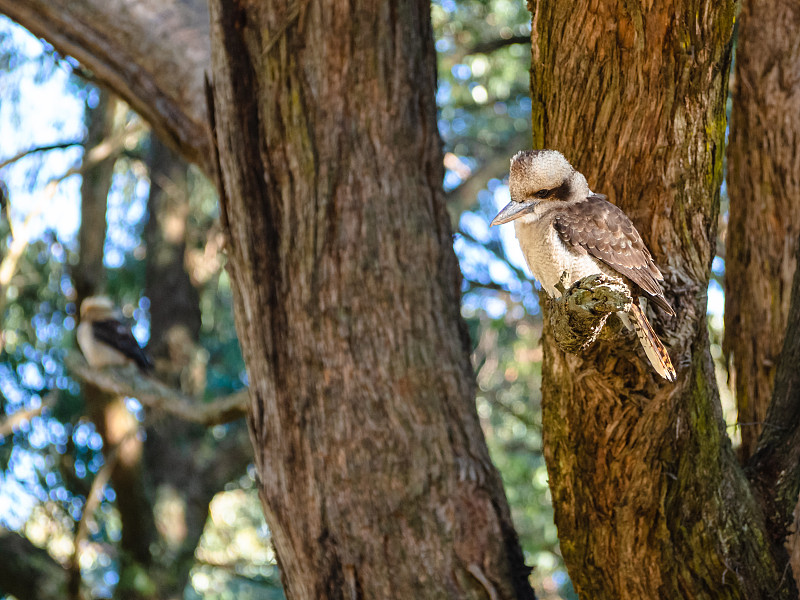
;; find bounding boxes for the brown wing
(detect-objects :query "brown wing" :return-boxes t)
[92,319,154,370]
[554,194,675,316]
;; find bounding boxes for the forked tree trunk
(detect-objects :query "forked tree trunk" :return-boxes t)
[207,2,533,598]
[529,1,795,597]
[725,0,800,460]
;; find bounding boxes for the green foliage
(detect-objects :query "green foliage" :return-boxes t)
[433,0,532,165]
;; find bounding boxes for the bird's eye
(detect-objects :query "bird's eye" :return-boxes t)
[534,189,551,199]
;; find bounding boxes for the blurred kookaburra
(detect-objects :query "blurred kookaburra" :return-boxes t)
[77,296,153,370]
[490,150,676,382]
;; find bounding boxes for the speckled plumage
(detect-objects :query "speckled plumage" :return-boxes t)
[492,150,676,381]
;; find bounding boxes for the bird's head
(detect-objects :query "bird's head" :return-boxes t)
[491,150,588,226]
[80,296,116,321]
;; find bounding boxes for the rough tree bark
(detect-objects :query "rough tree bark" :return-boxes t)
[206,2,532,598]
[725,0,800,460]
[530,1,797,597]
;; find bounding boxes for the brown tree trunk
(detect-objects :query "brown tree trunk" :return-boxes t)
[207,2,532,598]
[725,0,800,460]
[75,88,116,308]
[530,1,795,597]
[142,134,252,599]
[144,136,201,367]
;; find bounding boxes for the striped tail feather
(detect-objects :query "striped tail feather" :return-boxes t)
[628,302,676,382]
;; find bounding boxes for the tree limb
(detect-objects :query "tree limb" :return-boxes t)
[46,120,147,188]
[444,131,531,218]
[0,0,211,171]
[66,353,248,426]
[464,35,530,56]
[68,431,126,600]
[0,140,82,170]
[0,391,57,438]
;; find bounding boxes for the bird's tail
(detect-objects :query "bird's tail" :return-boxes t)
[628,302,676,382]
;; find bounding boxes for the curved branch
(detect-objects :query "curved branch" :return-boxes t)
[0,391,57,438]
[0,0,211,171]
[69,432,126,600]
[66,353,248,426]
[465,35,530,56]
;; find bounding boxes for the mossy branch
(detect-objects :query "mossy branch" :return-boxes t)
[549,273,632,354]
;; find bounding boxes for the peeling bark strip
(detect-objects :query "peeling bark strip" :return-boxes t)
[530,1,798,598]
[208,1,534,598]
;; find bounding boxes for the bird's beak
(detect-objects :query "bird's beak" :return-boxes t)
[490,200,537,226]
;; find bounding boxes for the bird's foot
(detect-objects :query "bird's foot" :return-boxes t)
[549,274,632,353]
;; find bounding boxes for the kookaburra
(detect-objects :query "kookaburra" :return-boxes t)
[77,296,153,370]
[490,150,676,381]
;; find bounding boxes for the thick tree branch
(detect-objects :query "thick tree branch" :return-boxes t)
[0,0,211,171]
[66,353,248,426]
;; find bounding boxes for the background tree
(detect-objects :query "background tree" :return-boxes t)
[725,0,800,460]
[0,30,269,598]
[725,0,800,583]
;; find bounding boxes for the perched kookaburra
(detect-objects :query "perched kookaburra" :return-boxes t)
[77,296,153,370]
[490,150,676,381]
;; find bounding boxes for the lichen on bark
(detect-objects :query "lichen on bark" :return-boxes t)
[548,273,632,355]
